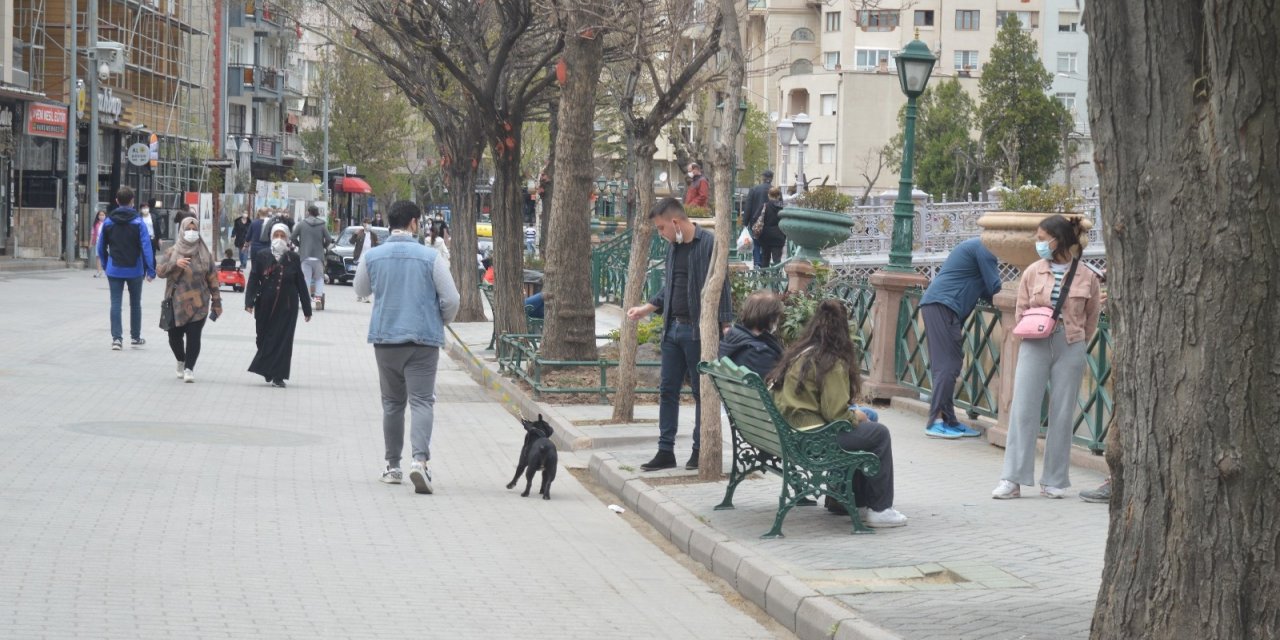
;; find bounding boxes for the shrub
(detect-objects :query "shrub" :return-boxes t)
[794,187,855,213]
[684,205,712,218]
[997,184,1081,213]
[607,315,664,346]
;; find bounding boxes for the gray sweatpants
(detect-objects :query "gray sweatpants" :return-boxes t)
[374,344,440,467]
[922,303,964,425]
[1001,325,1087,488]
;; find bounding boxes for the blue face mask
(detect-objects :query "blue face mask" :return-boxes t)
[1035,240,1054,261]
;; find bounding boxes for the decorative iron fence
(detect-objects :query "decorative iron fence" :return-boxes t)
[895,289,1113,451]
[590,230,665,306]
[496,333,685,401]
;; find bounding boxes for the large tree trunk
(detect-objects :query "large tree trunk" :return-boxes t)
[1088,2,1280,638]
[446,156,484,321]
[697,0,743,479]
[540,8,604,361]
[491,138,529,338]
[540,99,557,257]
[611,147,657,422]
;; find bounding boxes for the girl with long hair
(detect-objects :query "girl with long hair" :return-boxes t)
[993,215,1102,499]
[768,300,906,527]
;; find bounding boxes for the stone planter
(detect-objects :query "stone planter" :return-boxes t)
[976,210,1093,275]
[778,205,854,262]
[589,219,628,246]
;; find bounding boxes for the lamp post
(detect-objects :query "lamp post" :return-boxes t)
[777,118,793,190]
[886,39,937,272]
[791,113,811,192]
[594,175,606,218]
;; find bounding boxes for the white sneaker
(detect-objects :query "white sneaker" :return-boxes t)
[1040,484,1066,499]
[864,507,908,528]
[183,369,195,383]
[409,460,433,495]
[992,480,1021,499]
[380,467,403,484]
[176,361,185,379]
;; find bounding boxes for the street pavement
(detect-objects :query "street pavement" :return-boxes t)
[0,270,780,639]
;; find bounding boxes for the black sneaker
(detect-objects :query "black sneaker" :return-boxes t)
[111,339,123,351]
[1080,479,1111,503]
[271,379,287,388]
[685,450,700,471]
[639,450,676,472]
[130,337,146,347]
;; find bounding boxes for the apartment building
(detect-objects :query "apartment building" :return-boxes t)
[744,0,1091,197]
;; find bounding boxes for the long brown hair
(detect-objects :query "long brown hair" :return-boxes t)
[767,299,861,399]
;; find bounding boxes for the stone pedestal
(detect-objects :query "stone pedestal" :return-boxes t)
[784,259,816,293]
[864,269,929,400]
[992,286,1020,431]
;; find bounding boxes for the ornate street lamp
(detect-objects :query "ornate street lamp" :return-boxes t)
[886,39,937,272]
[594,175,607,217]
[777,118,793,189]
[791,112,811,192]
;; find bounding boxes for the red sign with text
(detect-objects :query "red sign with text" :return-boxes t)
[27,103,68,139]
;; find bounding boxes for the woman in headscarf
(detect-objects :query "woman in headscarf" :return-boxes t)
[245,223,312,388]
[156,214,222,383]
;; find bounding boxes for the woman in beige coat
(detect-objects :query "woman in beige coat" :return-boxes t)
[157,215,222,382]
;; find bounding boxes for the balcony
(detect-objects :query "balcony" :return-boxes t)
[285,69,306,95]
[231,2,291,34]
[282,133,305,160]
[252,134,282,165]
[227,64,284,101]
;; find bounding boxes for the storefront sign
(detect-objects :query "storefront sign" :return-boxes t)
[127,143,150,166]
[26,103,68,139]
[76,86,125,124]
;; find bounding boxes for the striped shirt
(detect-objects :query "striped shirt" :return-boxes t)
[1049,263,1069,307]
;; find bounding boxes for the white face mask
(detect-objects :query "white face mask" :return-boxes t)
[687,171,695,179]
[674,227,685,244]
[183,230,200,243]
[271,238,288,253]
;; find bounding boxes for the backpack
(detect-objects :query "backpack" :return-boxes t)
[105,220,141,268]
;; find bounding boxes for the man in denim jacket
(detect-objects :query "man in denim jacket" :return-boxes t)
[355,200,460,494]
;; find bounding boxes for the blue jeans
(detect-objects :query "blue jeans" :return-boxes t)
[752,243,762,267]
[658,320,701,453]
[108,276,144,341]
[239,246,249,268]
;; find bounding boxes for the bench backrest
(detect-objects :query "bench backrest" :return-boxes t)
[699,357,788,458]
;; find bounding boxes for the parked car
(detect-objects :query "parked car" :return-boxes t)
[326,225,389,285]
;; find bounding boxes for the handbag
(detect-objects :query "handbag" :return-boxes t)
[1013,259,1079,339]
[158,252,177,331]
[750,202,766,237]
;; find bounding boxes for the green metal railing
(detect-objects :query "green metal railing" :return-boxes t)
[590,230,666,306]
[496,333,688,401]
[895,289,1113,451]
[824,278,876,374]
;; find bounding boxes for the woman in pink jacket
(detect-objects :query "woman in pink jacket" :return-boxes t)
[993,215,1102,500]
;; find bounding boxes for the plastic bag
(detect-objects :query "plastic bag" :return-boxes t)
[736,227,753,253]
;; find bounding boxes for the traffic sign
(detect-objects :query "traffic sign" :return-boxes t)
[203,158,235,168]
[127,143,150,167]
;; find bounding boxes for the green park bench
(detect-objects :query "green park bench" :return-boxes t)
[698,357,881,539]
[481,283,543,350]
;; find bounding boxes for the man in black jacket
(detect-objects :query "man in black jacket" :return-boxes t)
[742,170,774,267]
[626,198,734,471]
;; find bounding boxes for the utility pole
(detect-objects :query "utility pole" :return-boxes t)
[321,11,331,223]
[63,0,79,263]
[87,0,100,234]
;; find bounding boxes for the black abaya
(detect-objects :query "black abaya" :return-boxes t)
[246,249,312,382]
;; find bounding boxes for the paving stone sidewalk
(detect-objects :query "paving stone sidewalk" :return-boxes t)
[453,301,1110,640]
[0,271,779,639]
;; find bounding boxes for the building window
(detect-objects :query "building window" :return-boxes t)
[914,10,935,27]
[823,51,841,70]
[789,59,813,75]
[825,11,841,32]
[857,10,899,31]
[855,49,895,71]
[791,27,815,42]
[820,93,837,116]
[819,144,836,165]
[954,50,980,71]
[229,104,247,134]
[1057,51,1078,74]
[1055,92,1077,112]
[955,10,980,30]
[230,41,245,65]
[996,10,1039,29]
[1059,12,1081,32]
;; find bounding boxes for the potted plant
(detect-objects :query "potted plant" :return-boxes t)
[778,187,856,261]
[977,183,1091,272]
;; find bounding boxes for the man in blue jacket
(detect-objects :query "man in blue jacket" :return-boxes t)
[919,237,1003,439]
[354,200,459,495]
[96,186,156,350]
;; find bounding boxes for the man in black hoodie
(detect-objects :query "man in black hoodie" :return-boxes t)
[718,290,784,378]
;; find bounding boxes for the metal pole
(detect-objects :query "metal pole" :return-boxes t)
[886,94,919,272]
[780,143,789,193]
[321,12,331,221]
[797,144,805,192]
[87,0,100,235]
[63,0,79,263]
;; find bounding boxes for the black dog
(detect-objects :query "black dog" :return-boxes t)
[506,414,558,500]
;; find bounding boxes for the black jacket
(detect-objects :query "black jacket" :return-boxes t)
[743,182,771,229]
[756,199,787,247]
[648,226,734,341]
[718,324,783,379]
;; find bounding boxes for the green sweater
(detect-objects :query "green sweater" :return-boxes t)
[771,357,857,430]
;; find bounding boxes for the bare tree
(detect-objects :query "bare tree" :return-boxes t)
[607,0,725,423]
[856,146,888,205]
[1088,1,1280,637]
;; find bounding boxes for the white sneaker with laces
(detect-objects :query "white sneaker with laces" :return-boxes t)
[1040,484,1066,499]
[183,369,195,383]
[992,480,1021,499]
[380,467,402,484]
[864,507,908,528]
[176,361,185,379]
[409,460,433,495]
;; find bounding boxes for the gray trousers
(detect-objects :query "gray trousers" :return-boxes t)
[374,344,440,467]
[921,303,964,425]
[1001,326,1087,488]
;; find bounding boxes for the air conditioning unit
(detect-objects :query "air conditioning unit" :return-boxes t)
[97,41,128,74]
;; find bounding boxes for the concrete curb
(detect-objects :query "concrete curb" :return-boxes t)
[589,451,903,640]
[444,329,596,452]
[889,396,1110,475]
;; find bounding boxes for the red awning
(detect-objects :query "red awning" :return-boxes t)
[335,176,372,194]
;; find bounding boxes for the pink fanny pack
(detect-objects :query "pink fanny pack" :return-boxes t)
[1012,259,1079,340]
